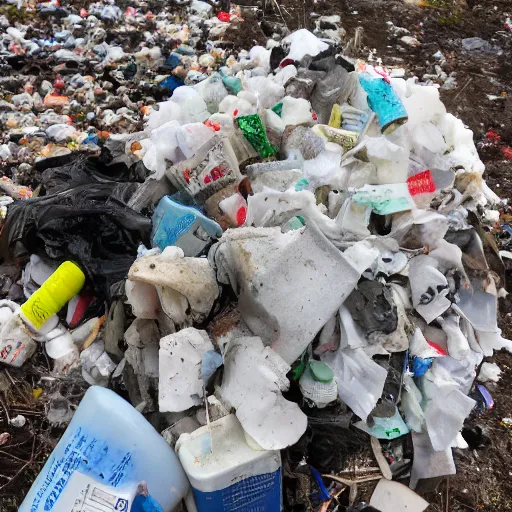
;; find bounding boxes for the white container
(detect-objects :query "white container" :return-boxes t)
[299,363,338,408]
[19,386,189,512]
[176,414,282,512]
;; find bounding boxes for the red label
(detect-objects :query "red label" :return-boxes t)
[407,170,436,196]
[427,341,448,356]
[218,11,231,22]
[236,206,247,226]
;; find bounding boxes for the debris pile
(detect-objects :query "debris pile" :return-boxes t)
[0,0,509,511]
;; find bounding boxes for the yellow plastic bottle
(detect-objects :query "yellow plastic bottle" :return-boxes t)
[20,261,86,331]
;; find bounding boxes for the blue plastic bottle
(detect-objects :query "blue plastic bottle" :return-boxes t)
[19,386,189,512]
[358,74,408,134]
[151,196,223,256]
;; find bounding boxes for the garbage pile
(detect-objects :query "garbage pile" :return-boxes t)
[0,1,510,511]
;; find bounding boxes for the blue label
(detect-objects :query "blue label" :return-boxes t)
[161,213,197,247]
[151,205,197,251]
[31,427,133,512]
[192,468,282,512]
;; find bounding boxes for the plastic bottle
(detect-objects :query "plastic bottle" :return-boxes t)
[0,300,37,367]
[19,386,189,512]
[299,360,338,408]
[218,193,247,226]
[20,261,85,332]
[151,196,223,256]
[176,414,282,512]
[359,74,408,134]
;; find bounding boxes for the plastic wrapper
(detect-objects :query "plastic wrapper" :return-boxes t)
[166,135,241,203]
[282,29,329,62]
[41,155,146,195]
[421,365,476,451]
[321,347,387,421]
[352,183,414,215]
[313,125,359,153]
[410,432,456,490]
[401,374,425,433]
[159,328,214,412]
[219,336,307,450]
[194,73,229,114]
[210,225,375,364]
[245,76,285,109]
[237,114,279,158]
[280,96,313,126]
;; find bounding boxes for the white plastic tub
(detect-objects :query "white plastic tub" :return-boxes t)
[176,414,282,511]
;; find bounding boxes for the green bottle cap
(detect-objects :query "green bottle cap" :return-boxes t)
[309,361,334,383]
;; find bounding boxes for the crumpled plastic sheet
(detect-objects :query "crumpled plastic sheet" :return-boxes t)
[321,347,387,421]
[219,336,308,450]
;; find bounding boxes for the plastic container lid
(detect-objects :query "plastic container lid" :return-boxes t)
[309,360,334,383]
[299,365,338,408]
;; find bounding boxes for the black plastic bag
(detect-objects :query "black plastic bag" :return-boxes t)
[40,154,146,195]
[1,182,151,299]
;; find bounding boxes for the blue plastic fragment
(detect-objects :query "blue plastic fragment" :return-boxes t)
[310,466,331,503]
[412,356,434,377]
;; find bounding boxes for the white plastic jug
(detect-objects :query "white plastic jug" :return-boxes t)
[176,414,282,512]
[19,386,189,512]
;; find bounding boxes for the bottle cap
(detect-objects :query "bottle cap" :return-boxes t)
[309,360,334,383]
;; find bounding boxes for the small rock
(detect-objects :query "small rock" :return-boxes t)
[401,36,421,48]
[9,414,26,428]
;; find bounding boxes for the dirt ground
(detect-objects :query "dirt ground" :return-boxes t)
[1,0,512,510]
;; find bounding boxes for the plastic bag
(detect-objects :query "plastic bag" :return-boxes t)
[41,154,145,196]
[194,73,229,114]
[282,29,329,62]
[1,183,151,299]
